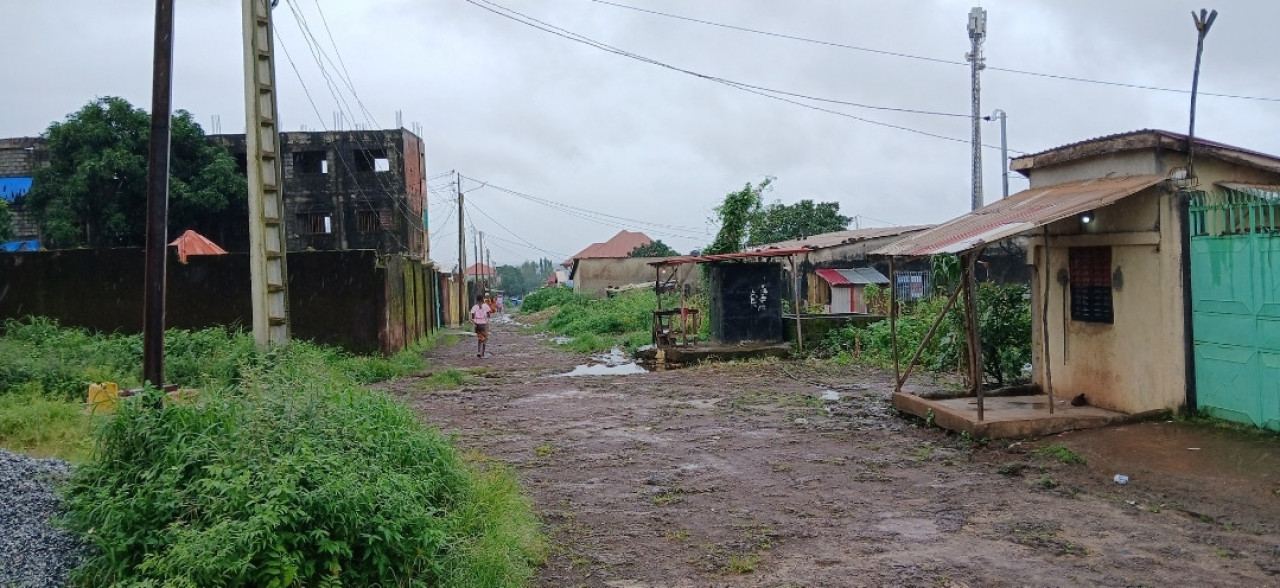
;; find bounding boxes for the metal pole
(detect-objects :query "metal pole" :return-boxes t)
[1187,9,1218,175]
[993,110,1009,199]
[967,7,987,211]
[456,171,466,325]
[142,0,175,388]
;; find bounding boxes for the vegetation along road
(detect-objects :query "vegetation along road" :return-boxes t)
[395,316,1280,587]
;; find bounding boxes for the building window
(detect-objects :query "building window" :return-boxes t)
[354,148,390,173]
[356,209,403,233]
[1068,246,1113,324]
[293,150,328,174]
[298,212,333,235]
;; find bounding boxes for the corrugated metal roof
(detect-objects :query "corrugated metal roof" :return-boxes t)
[650,247,813,267]
[0,177,33,203]
[815,268,851,286]
[815,267,890,286]
[1011,129,1280,176]
[754,225,934,251]
[168,230,227,263]
[873,175,1166,257]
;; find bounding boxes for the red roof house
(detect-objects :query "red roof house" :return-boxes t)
[563,230,653,267]
[168,230,228,263]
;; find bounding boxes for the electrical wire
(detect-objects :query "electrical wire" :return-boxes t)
[593,0,1280,104]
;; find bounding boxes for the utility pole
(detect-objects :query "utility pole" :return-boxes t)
[242,0,291,347]
[1187,9,1218,176]
[984,109,1009,199]
[456,171,466,325]
[142,0,175,388]
[486,248,492,286]
[966,6,987,211]
[473,230,481,291]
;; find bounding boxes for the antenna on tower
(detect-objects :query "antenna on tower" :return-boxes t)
[966,6,987,211]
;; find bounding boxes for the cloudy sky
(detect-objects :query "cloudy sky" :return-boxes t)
[3,0,1278,267]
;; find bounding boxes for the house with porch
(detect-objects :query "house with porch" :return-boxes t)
[877,129,1280,436]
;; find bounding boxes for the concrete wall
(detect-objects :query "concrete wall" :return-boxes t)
[0,137,47,242]
[573,257,697,298]
[0,248,438,354]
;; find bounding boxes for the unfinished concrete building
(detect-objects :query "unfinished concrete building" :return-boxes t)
[211,128,427,257]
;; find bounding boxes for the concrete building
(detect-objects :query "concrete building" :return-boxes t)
[0,137,47,247]
[0,129,428,257]
[211,128,427,257]
[879,129,1280,435]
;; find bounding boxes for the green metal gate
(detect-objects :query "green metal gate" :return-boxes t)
[1189,188,1280,431]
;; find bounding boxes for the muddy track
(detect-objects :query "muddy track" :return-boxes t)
[386,318,1280,587]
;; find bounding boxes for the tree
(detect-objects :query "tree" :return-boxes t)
[628,239,678,257]
[26,96,247,249]
[496,264,528,297]
[746,199,851,246]
[704,178,769,255]
[0,200,13,243]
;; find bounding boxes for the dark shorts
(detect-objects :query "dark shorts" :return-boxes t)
[474,323,488,341]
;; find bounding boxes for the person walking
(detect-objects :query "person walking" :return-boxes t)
[470,294,491,358]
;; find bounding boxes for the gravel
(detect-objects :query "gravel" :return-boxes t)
[0,449,89,588]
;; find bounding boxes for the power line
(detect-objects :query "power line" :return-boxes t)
[464,0,1010,145]
[593,0,1280,104]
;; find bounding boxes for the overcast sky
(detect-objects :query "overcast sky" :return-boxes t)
[3,0,1278,267]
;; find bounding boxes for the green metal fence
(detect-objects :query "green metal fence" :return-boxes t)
[1188,187,1280,431]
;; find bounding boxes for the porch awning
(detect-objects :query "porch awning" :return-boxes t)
[872,175,1166,257]
[815,267,889,287]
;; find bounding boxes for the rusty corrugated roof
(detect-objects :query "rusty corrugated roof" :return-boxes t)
[564,230,654,265]
[649,247,813,267]
[872,175,1166,257]
[1011,129,1280,176]
[168,230,227,263]
[753,225,934,251]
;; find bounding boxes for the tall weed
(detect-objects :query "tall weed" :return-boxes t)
[60,344,542,587]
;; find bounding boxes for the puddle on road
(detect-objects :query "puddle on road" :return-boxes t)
[552,348,652,377]
[820,389,841,401]
[550,336,574,345]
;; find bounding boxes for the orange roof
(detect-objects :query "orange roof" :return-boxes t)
[465,262,497,277]
[168,230,227,263]
[564,230,653,265]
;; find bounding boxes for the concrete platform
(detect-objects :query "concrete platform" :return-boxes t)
[892,392,1139,439]
[635,341,793,364]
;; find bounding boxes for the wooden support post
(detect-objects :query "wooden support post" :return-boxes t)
[889,256,901,392]
[1041,228,1056,414]
[790,257,803,353]
[962,251,984,421]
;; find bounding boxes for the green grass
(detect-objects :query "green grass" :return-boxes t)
[523,288,673,353]
[0,384,96,463]
[0,318,543,586]
[1035,443,1087,465]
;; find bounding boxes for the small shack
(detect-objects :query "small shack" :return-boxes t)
[814,267,889,314]
[641,248,810,362]
[874,129,1280,437]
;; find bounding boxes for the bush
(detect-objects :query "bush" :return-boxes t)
[60,344,543,587]
[518,287,582,314]
[545,289,658,353]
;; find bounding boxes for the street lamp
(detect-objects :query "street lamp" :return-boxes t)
[983,110,1008,199]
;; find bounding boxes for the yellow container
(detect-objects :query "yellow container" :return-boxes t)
[86,381,120,414]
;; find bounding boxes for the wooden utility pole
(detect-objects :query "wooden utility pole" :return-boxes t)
[142,0,175,387]
[456,171,466,325]
[242,0,290,347]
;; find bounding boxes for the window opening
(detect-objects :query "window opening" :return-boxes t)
[1068,246,1113,324]
[354,148,389,172]
[298,212,333,235]
[293,150,328,174]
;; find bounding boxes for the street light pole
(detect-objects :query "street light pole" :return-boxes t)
[984,109,1009,199]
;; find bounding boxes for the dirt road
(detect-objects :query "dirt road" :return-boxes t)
[390,318,1280,587]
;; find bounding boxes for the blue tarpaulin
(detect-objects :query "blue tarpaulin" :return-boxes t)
[0,177,33,203]
[2,240,39,252]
